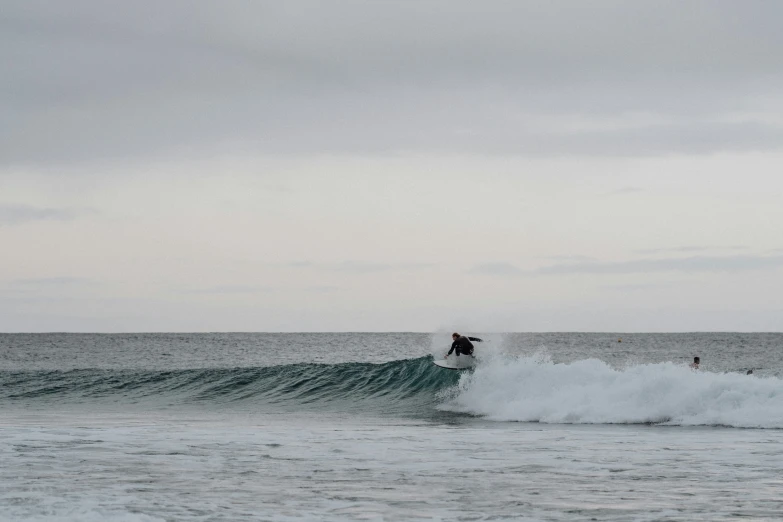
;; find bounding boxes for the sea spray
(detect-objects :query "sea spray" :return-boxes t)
[440,354,783,428]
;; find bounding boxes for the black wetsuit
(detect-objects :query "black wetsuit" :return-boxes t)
[447,336,475,356]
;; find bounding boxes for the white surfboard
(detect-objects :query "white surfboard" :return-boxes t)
[433,355,476,370]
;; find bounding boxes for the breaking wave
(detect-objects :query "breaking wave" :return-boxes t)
[440,354,783,428]
[4,353,783,428]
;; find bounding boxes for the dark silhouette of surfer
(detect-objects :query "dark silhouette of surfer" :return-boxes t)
[446,333,476,357]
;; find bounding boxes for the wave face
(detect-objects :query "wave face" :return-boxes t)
[5,352,783,428]
[0,356,459,414]
[440,354,783,428]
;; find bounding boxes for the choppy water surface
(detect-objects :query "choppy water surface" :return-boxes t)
[1,333,782,521]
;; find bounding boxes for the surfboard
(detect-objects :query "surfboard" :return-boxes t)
[433,356,476,370]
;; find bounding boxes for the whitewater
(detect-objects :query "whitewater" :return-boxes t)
[442,355,783,428]
[2,332,783,520]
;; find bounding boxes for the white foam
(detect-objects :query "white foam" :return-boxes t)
[440,354,783,428]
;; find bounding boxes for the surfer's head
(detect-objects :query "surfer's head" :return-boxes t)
[694,356,700,364]
[452,332,460,339]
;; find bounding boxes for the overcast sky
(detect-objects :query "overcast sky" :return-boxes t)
[2,0,783,332]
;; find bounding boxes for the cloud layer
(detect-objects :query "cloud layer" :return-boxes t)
[2,2,783,331]
[2,1,783,165]
[0,204,84,225]
[472,255,783,277]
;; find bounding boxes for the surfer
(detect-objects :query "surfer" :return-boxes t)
[689,356,700,369]
[447,333,474,357]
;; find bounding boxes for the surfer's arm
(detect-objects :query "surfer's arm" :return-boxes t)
[446,341,457,356]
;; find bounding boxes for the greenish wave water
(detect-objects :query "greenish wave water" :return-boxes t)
[0,356,460,413]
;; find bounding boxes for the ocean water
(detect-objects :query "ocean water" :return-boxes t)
[1,333,782,521]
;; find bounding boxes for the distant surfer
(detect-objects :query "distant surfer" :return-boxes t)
[446,333,474,358]
[689,356,700,369]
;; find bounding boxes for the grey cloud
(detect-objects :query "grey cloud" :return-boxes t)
[537,255,594,262]
[306,286,339,294]
[10,0,777,89]
[286,261,314,268]
[4,277,98,297]
[2,1,783,166]
[608,187,644,195]
[469,263,524,276]
[330,262,435,274]
[329,262,395,274]
[634,246,748,255]
[286,261,435,274]
[4,94,783,165]
[180,285,338,294]
[601,283,676,291]
[470,255,783,277]
[0,204,85,225]
[11,277,96,286]
[536,255,783,275]
[182,285,274,294]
